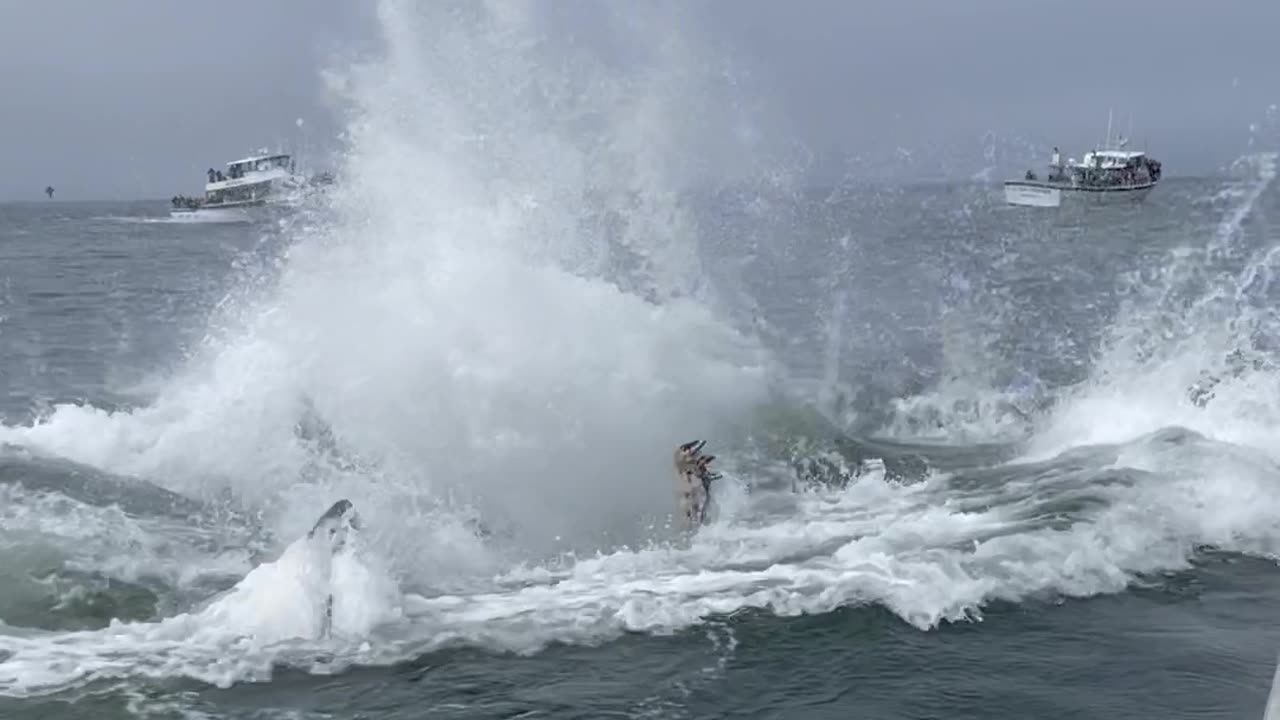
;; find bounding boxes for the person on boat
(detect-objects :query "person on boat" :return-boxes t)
[207,168,216,183]
[1047,147,1063,180]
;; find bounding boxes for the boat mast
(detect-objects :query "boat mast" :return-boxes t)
[1105,108,1113,150]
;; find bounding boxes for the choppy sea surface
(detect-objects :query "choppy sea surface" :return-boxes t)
[4,5,1280,719]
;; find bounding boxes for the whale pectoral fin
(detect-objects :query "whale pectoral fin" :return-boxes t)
[308,499,356,537]
[307,500,359,639]
[308,499,361,555]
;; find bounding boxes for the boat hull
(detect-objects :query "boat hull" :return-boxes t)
[1003,180,1155,208]
[168,196,304,223]
[1004,182,1062,208]
[168,206,256,223]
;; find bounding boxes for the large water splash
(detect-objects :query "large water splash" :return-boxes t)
[0,0,773,573]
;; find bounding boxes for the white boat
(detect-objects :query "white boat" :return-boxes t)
[1004,112,1163,208]
[169,149,332,221]
[1004,146,1162,208]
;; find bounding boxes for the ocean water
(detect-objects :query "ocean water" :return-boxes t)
[4,3,1280,718]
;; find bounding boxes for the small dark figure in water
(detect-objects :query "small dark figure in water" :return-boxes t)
[44,186,54,199]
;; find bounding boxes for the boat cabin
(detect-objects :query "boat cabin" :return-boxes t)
[225,153,294,180]
[201,153,298,207]
[1054,148,1161,187]
[204,154,295,185]
[1073,149,1146,171]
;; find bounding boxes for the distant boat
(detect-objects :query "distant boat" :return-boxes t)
[1003,114,1162,208]
[169,149,333,222]
[1003,147,1162,208]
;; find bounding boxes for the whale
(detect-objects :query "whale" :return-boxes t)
[305,498,362,638]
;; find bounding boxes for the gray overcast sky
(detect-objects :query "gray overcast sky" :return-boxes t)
[1,0,1277,201]
[0,0,375,201]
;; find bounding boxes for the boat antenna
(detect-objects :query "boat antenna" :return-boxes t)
[1105,108,1113,150]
